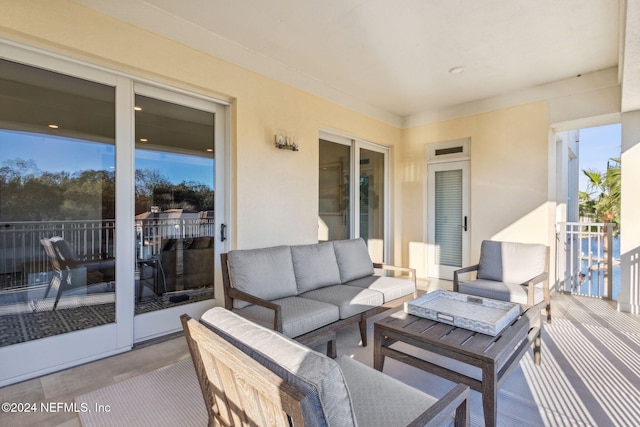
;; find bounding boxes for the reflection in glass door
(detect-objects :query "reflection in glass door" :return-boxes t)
[0,59,117,341]
[133,93,216,316]
[359,148,386,263]
[319,139,351,241]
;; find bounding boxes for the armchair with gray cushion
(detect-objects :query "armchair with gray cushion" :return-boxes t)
[184,307,469,427]
[453,240,551,323]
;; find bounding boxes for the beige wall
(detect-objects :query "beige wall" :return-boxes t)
[401,102,552,272]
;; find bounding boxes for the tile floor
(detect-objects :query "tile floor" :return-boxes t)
[4,278,637,426]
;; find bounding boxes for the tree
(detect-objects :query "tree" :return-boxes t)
[581,157,620,234]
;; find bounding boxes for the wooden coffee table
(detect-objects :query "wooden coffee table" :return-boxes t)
[374,303,541,427]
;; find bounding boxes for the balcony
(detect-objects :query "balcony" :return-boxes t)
[0,281,638,426]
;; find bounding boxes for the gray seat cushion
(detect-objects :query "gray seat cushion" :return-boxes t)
[333,238,375,283]
[227,245,298,308]
[234,296,340,338]
[291,241,342,293]
[336,355,439,427]
[458,278,544,305]
[478,240,546,284]
[345,275,415,303]
[200,307,357,427]
[300,285,383,319]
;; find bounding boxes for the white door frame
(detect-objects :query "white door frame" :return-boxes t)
[426,140,470,279]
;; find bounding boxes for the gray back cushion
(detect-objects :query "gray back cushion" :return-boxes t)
[333,238,374,283]
[227,246,298,308]
[200,307,357,427]
[291,242,341,293]
[477,240,547,284]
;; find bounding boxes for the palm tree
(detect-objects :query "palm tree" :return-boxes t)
[581,157,620,234]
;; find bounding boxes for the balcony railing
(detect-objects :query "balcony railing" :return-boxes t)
[0,218,215,289]
[556,222,617,299]
[0,220,115,289]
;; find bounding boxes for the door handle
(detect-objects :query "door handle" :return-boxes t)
[220,223,227,242]
[461,216,468,232]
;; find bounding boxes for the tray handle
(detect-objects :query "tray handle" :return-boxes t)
[437,312,454,322]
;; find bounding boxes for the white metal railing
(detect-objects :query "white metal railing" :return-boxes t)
[0,218,215,289]
[136,217,215,259]
[0,220,115,289]
[556,222,616,299]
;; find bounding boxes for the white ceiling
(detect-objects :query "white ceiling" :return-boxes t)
[76,0,630,125]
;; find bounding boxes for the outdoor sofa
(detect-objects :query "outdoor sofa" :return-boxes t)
[220,237,417,356]
[183,307,470,427]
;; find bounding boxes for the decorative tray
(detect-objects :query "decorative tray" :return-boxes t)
[404,290,520,336]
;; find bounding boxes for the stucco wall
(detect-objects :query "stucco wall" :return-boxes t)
[401,102,552,274]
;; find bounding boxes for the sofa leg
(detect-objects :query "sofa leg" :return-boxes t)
[326,339,337,359]
[359,317,367,347]
[544,287,551,324]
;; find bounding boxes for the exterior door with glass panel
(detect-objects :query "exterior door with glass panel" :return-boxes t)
[427,160,470,279]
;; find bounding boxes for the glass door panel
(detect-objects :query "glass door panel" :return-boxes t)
[133,94,215,315]
[319,139,351,241]
[359,148,386,263]
[0,58,116,344]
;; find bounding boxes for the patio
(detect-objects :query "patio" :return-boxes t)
[1,279,638,427]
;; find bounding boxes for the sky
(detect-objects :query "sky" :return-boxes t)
[0,130,214,188]
[577,123,621,193]
[1,125,621,194]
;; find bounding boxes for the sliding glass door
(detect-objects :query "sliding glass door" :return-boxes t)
[0,46,228,386]
[319,133,389,263]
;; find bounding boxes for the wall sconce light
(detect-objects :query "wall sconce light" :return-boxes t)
[275,135,299,151]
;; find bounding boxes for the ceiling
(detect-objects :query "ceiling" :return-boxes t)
[75,0,636,125]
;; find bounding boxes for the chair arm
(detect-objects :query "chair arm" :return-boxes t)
[525,271,548,306]
[373,263,417,281]
[407,383,470,427]
[453,265,479,291]
[373,263,418,297]
[226,287,283,332]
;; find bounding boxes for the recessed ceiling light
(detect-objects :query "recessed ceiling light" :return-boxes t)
[139,138,148,142]
[48,124,59,129]
[448,66,465,75]
[206,148,213,152]
[134,106,142,111]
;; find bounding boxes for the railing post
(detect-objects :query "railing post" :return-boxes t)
[604,223,613,300]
